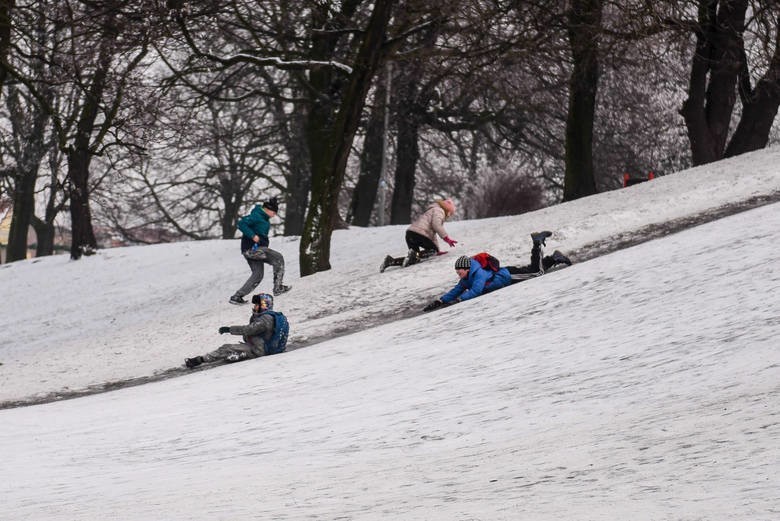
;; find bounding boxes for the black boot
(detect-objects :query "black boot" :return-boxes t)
[551,250,572,266]
[380,255,394,273]
[530,231,553,246]
[185,356,204,368]
[274,285,292,296]
[402,249,419,268]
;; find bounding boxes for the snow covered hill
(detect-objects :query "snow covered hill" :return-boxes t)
[1,148,779,520]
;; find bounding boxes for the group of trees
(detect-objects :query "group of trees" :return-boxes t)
[1,0,779,274]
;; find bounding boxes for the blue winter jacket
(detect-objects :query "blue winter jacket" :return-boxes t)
[440,258,512,303]
[237,205,272,251]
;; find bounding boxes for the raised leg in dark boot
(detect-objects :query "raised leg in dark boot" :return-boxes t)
[507,241,545,283]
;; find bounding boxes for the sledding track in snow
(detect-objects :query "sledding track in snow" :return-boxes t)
[2,191,778,410]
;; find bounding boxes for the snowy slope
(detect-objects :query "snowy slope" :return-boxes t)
[2,147,780,405]
[0,148,779,520]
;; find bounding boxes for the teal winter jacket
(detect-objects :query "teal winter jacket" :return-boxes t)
[237,205,272,250]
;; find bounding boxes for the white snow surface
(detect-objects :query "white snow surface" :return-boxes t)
[1,147,779,520]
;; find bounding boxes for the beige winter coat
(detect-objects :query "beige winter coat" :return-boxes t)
[407,202,452,250]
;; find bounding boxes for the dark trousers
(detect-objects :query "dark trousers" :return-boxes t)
[405,230,439,254]
[507,242,556,283]
[382,231,439,269]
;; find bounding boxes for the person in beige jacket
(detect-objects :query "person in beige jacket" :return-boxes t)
[380,199,459,272]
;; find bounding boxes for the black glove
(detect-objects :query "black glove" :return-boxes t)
[218,326,230,334]
[423,299,445,312]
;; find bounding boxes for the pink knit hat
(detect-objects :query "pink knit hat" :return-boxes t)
[439,198,456,216]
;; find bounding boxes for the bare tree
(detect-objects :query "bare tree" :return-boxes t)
[2,0,170,259]
[297,0,396,273]
[724,1,780,157]
[96,84,286,243]
[3,84,53,261]
[62,1,158,259]
[167,0,419,274]
[359,1,568,223]
[1,0,60,262]
[31,136,67,256]
[673,0,780,164]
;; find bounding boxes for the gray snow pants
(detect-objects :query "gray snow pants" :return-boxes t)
[233,247,286,297]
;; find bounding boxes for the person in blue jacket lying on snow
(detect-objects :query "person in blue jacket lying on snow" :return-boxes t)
[423,231,572,312]
[422,254,512,312]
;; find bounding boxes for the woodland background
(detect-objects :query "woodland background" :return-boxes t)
[1,0,779,274]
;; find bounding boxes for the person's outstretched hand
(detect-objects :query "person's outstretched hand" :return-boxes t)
[218,326,230,334]
[423,299,445,312]
[443,236,458,247]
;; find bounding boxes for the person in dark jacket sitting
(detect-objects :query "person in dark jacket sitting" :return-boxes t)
[185,293,289,368]
[229,196,291,305]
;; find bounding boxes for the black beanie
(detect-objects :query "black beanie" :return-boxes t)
[264,197,279,213]
[455,255,471,269]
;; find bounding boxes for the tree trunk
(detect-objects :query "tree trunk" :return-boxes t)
[283,111,311,236]
[348,83,387,227]
[5,82,51,262]
[679,1,718,165]
[67,146,98,259]
[67,23,114,260]
[31,215,55,257]
[680,0,748,165]
[725,25,780,157]
[0,0,14,99]
[299,0,394,276]
[35,146,67,257]
[726,79,780,157]
[388,18,440,224]
[390,89,420,224]
[220,165,241,239]
[6,167,36,262]
[563,0,602,202]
